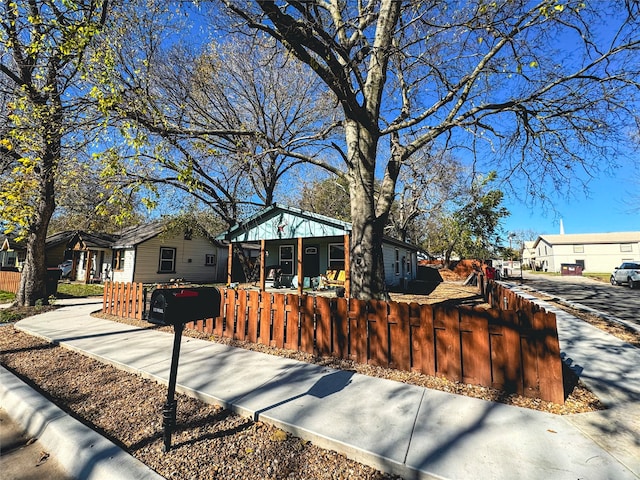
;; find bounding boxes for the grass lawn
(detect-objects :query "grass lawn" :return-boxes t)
[0,290,15,303]
[56,282,104,297]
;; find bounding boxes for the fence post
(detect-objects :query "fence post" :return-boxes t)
[459,307,491,386]
[367,300,389,367]
[433,305,462,382]
[333,297,349,359]
[535,310,565,404]
[411,303,435,376]
[316,296,332,356]
[388,301,411,371]
[349,298,367,364]
[299,294,315,354]
[246,290,260,343]
[285,293,300,351]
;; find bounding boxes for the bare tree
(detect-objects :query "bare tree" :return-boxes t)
[219,0,640,299]
[93,4,338,227]
[386,149,468,244]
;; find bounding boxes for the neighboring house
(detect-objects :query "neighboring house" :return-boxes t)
[2,231,71,270]
[44,231,75,268]
[0,234,25,270]
[531,232,640,273]
[110,222,228,284]
[522,241,536,269]
[217,204,419,295]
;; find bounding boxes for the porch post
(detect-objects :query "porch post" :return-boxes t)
[84,251,93,284]
[260,240,266,291]
[344,234,350,298]
[297,237,303,296]
[227,243,233,285]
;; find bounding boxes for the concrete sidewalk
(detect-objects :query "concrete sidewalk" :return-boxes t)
[5,297,640,479]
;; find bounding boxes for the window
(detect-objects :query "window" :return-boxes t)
[328,243,345,270]
[112,249,125,271]
[621,244,633,253]
[158,247,176,273]
[573,245,584,253]
[205,254,216,266]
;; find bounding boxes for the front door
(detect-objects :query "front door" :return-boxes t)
[303,244,320,277]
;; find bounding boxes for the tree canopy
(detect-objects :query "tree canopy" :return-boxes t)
[218,0,640,299]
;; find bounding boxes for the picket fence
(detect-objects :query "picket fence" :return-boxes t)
[0,271,21,294]
[102,281,146,320]
[102,279,565,404]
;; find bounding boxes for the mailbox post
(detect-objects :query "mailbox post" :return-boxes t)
[146,286,220,452]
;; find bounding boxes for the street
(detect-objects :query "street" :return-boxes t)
[511,272,639,327]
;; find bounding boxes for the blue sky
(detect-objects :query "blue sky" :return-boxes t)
[502,159,639,238]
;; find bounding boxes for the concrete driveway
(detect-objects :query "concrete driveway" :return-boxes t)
[515,272,639,328]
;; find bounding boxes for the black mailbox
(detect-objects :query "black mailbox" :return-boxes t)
[147,287,220,326]
[145,286,221,452]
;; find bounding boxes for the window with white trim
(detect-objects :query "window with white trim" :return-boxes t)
[621,244,633,253]
[158,247,176,273]
[112,249,125,271]
[205,254,216,266]
[279,245,294,275]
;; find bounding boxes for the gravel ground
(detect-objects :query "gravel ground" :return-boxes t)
[0,326,401,480]
[3,279,634,479]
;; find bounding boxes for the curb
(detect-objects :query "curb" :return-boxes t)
[0,366,165,480]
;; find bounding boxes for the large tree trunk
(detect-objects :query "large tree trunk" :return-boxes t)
[345,120,388,301]
[14,129,58,306]
[16,224,51,306]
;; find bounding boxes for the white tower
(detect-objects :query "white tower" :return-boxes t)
[559,219,565,235]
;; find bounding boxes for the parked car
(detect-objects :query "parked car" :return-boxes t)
[58,259,73,279]
[610,262,640,289]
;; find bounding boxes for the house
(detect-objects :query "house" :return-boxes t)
[108,222,228,284]
[0,234,25,270]
[522,241,536,270]
[2,231,72,270]
[65,231,120,283]
[217,204,420,297]
[531,231,640,273]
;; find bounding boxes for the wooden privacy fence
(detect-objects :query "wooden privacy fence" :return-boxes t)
[102,280,565,404]
[0,271,21,294]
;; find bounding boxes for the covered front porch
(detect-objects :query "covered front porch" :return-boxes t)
[218,204,352,298]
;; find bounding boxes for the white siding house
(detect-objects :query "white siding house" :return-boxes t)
[110,222,228,284]
[382,239,417,289]
[532,232,640,273]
